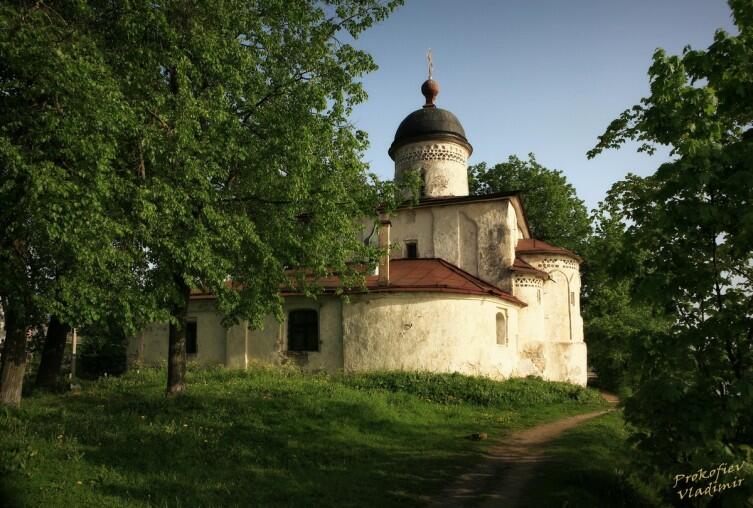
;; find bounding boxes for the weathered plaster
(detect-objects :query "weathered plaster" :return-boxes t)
[342,292,519,380]
[393,141,470,198]
[511,253,587,385]
[245,295,344,372]
[135,299,227,367]
[383,200,518,291]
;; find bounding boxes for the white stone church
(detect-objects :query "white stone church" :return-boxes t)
[129,79,587,385]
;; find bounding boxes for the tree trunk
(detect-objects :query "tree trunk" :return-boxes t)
[0,300,27,406]
[166,275,191,395]
[35,315,71,390]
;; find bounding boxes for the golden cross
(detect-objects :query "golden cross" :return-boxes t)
[427,49,433,80]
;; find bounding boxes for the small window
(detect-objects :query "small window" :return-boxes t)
[186,321,198,355]
[496,312,507,346]
[406,241,418,259]
[288,309,319,352]
[570,291,575,306]
[537,289,541,303]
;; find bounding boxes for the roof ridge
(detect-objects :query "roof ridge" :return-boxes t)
[516,238,582,262]
[432,258,503,293]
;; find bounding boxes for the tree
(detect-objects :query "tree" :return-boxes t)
[589,1,753,502]
[1,1,407,401]
[580,177,672,393]
[468,154,590,253]
[0,2,156,403]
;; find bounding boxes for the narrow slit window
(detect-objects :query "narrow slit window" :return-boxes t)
[496,312,507,346]
[186,321,198,355]
[406,241,418,259]
[570,291,575,306]
[288,309,319,352]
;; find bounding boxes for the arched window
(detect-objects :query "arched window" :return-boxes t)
[288,309,319,352]
[496,312,507,346]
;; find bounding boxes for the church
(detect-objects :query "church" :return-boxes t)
[129,77,587,386]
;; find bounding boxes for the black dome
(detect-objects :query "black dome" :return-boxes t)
[388,107,472,159]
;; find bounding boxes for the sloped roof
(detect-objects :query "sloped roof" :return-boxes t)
[191,259,524,306]
[358,259,524,306]
[510,257,550,279]
[516,238,582,262]
[388,107,472,158]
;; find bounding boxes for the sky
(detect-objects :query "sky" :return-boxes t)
[347,0,737,211]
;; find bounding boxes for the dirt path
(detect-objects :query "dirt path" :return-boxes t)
[432,393,619,508]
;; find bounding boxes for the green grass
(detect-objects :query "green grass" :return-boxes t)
[0,366,607,508]
[520,410,664,508]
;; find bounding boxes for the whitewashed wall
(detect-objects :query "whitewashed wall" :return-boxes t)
[342,292,520,380]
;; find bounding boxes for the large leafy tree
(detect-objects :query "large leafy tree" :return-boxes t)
[468,153,590,253]
[589,0,753,502]
[0,3,156,403]
[0,0,406,402]
[580,177,672,393]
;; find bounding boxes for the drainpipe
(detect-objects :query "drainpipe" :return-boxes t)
[378,218,391,286]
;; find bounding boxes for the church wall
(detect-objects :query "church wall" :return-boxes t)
[134,298,227,366]
[247,295,343,372]
[393,141,470,198]
[517,253,584,343]
[473,200,518,292]
[385,208,436,258]
[511,253,587,386]
[225,320,248,369]
[136,322,168,365]
[543,341,587,385]
[386,200,518,291]
[341,292,519,380]
[512,276,546,347]
[131,296,343,372]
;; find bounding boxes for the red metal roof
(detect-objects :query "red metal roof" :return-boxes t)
[363,259,524,305]
[510,257,550,278]
[287,259,526,306]
[191,259,525,306]
[516,238,582,262]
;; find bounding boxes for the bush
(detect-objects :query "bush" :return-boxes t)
[337,371,603,408]
[77,330,127,379]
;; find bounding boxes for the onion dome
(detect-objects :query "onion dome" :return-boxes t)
[388,79,473,159]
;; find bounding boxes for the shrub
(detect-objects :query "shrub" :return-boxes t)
[337,371,603,408]
[77,329,127,379]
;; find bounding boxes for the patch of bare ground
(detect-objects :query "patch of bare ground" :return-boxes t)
[432,392,619,508]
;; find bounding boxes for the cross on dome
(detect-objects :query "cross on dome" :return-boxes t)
[421,50,439,108]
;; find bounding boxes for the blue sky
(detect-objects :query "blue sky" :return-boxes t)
[348,0,737,211]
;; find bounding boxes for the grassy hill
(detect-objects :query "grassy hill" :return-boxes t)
[0,365,607,507]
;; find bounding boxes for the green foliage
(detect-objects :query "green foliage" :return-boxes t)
[523,411,665,508]
[468,153,590,253]
[581,181,672,393]
[339,371,604,407]
[0,366,606,507]
[0,0,158,334]
[77,325,128,380]
[589,1,753,503]
[0,0,410,397]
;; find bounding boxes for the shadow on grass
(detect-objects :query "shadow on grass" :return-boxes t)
[519,412,660,508]
[4,376,485,508]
